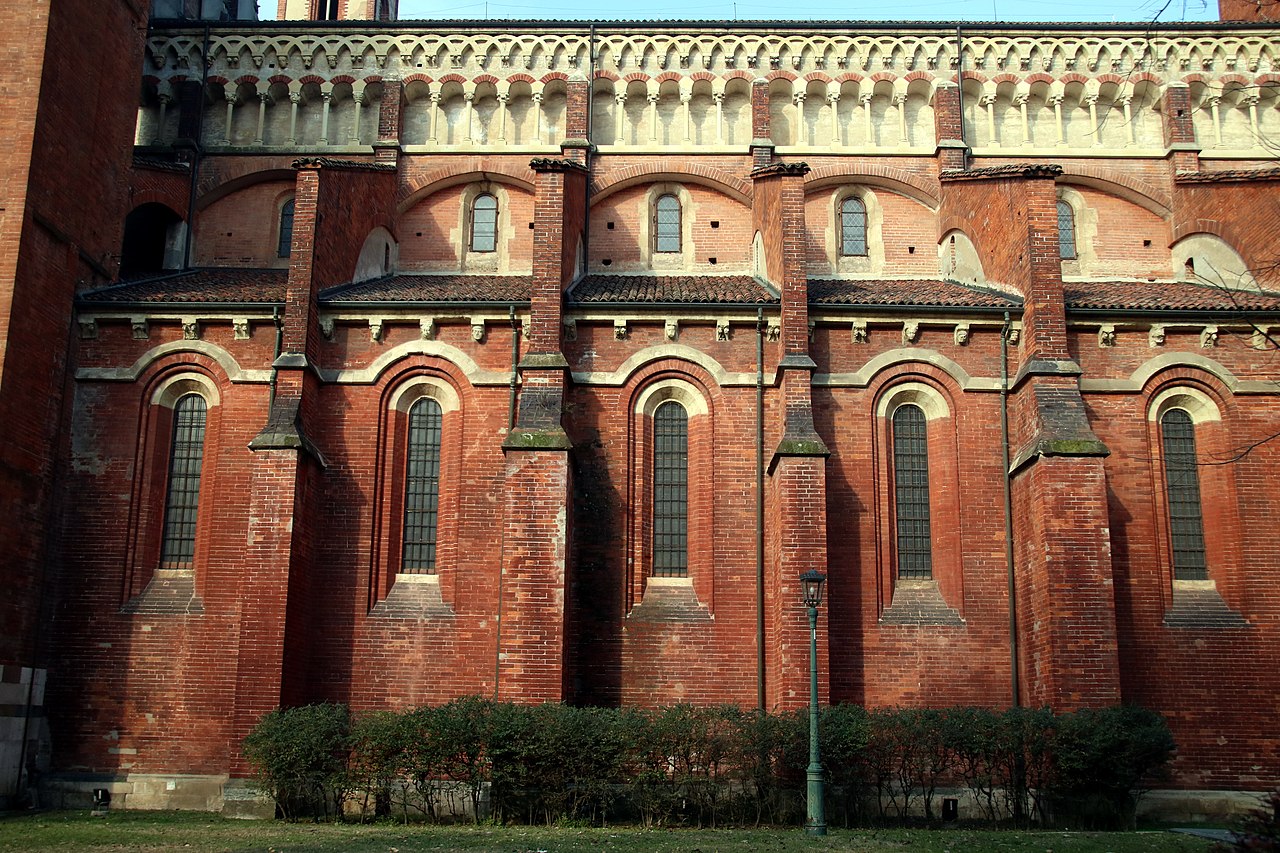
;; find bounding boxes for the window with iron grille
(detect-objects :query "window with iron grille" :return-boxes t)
[1161,408,1209,580]
[892,404,932,579]
[402,397,443,573]
[655,194,681,253]
[277,199,294,258]
[159,394,207,568]
[471,193,498,252]
[652,400,688,577]
[1056,200,1077,260]
[841,196,868,256]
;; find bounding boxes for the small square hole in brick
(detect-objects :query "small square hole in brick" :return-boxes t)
[709,257,717,264]
[1143,239,1152,247]
[416,232,423,237]
[908,246,915,254]
[602,259,612,266]
[710,221,720,228]
[607,221,615,230]
[528,222,534,229]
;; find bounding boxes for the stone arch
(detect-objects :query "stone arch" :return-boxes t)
[803,164,940,210]
[397,162,537,213]
[590,163,752,205]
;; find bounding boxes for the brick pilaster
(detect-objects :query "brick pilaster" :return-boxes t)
[560,74,591,165]
[932,81,968,171]
[750,77,774,167]
[374,79,402,163]
[1161,83,1200,173]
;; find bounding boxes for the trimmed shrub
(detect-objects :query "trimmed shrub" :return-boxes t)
[242,703,352,820]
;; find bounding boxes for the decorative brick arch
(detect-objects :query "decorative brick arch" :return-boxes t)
[803,163,940,210]
[1171,217,1244,247]
[590,163,753,206]
[1057,166,1171,217]
[765,70,797,82]
[195,166,297,211]
[397,160,537,213]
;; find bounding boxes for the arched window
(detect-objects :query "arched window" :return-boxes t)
[402,397,443,574]
[892,403,932,579]
[470,193,498,252]
[277,199,295,258]
[652,400,688,577]
[1056,200,1077,260]
[159,394,208,569]
[841,196,868,257]
[1161,408,1208,581]
[655,194,681,253]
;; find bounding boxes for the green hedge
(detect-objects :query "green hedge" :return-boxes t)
[244,700,1173,829]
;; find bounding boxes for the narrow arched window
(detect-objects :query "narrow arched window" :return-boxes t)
[159,394,207,569]
[277,199,294,258]
[470,193,498,253]
[892,404,932,579]
[402,397,443,574]
[1162,409,1208,580]
[655,194,681,253]
[652,400,688,577]
[1056,200,1077,260]
[841,196,868,256]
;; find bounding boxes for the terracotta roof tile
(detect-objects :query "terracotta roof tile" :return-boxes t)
[321,274,532,303]
[808,279,1019,308]
[571,274,778,304]
[1064,280,1280,312]
[81,269,288,304]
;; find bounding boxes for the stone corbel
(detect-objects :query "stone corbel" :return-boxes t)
[471,318,486,343]
[954,323,970,346]
[370,319,385,343]
[78,318,97,340]
[181,318,199,341]
[562,318,576,342]
[419,317,436,340]
[1252,326,1272,350]
[613,318,627,340]
[665,318,678,341]
[1098,325,1116,347]
[902,321,919,344]
[851,319,868,344]
[131,317,149,340]
[808,319,816,343]
[232,318,250,340]
[1148,324,1166,348]
[319,316,335,340]
[716,319,730,341]
[1200,325,1218,348]
[766,321,780,342]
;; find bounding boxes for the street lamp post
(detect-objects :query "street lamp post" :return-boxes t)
[800,569,827,837]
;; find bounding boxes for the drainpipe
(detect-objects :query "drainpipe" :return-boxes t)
[183,24,211,270]
[1000,311,1020,708]
[756,307,766,710]
[954,25,969,172]
[268,305,282,411]
[507,304,519,430]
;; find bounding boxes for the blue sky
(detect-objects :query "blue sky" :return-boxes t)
[262,0,1220,23]
[388,0,1218,24]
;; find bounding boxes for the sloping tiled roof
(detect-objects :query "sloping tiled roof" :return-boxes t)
[808,279,1019,308]
[321,274,532,303]
[1064,280,1280,312]
[570,274,777,304]
[81,269,288,304]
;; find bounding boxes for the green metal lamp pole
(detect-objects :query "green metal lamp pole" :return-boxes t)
[801,570,827,837]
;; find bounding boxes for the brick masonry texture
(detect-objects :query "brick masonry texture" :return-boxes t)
[1,8,1280,809]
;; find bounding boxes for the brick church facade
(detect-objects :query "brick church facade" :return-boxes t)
[0,0,1278,813]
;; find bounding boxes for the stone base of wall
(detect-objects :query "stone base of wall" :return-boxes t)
[40,773,236,813]
[1136,789,1268,823]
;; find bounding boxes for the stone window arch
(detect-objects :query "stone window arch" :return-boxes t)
[641,183,694,271]
[874,380,963,625]
[458,183,512,273]
[832,187,886,277]
[1055,187,1098,278]
[372,375,463,615]
[123,371,222,614]
[1146,384,1246,626]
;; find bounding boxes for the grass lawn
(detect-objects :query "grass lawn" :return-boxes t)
[0,811,1219,852]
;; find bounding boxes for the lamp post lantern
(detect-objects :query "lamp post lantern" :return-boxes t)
[800,569,827,836]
